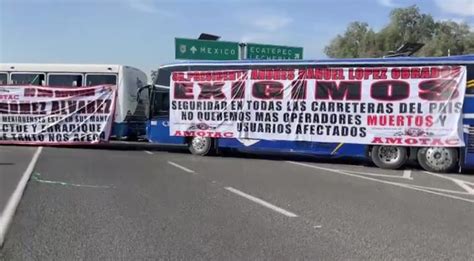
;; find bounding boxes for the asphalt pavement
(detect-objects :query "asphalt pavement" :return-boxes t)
[1,146,474,260]
[0,146,37,214]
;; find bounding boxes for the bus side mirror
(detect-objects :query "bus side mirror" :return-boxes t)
[137,85,151,102]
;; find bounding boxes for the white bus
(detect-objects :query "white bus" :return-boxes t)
[0,63,149,140]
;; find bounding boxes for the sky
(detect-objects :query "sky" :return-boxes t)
[0,0,473,76]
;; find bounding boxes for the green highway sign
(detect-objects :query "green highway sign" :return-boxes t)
[175,38,240,60]
[246,43,303,60]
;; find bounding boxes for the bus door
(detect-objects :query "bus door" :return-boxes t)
[146,87,185,144]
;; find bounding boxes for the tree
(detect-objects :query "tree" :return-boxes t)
[421,21,474,56]
[324,5,474,58]
[325,22,379,58]
[151,70,158,83]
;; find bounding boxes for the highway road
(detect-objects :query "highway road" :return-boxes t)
[1,145,474,260]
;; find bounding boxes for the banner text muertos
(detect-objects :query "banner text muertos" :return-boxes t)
[170,66,466,147]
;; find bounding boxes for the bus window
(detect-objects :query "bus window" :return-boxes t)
[48,74,83,87]
[86,74,117,86]
[468,85,474,95]
[0,73,7,85]
[11,73,45,85]
[467,65,474,95]
[155,69,172,86]
[152,91,169,117]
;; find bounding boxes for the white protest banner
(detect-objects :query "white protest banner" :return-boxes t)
[0,84,116,144]
[170,66,466,147]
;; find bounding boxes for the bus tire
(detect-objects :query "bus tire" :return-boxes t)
[188,136,213,156]
[417,147,458,173]
[371,146,408,170]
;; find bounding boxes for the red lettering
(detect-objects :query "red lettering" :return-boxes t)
[431,139,444,146]
[37,89,53,97]
[386,138,403,144]
[410,68,421,78]
[421,67,432,78]
[198,83,225,100]
[425,115,433,127]
[183,131,194,136]
[396,115,404,126]
[401,68,410,79]
[418,138,431,145]
[367,115,377,125]
[174,82,194,99]
[370,137,460,146]
[316,81,361,100]
[19,103,30,114]
[252,81,283,99]
[0,95,20,100]
[391,68,400,79]
[223,132,233,138]
[419,80,459,101]
[372,137,383,144]
[24,88,36,97]
[445,139,459,145]
[251,69,294,80]
[172,72,185,81]
[371,80,409,101]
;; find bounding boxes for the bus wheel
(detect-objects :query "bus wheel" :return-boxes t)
[417,147,458,173]
[189,136,213,156]
[371,146,408,170]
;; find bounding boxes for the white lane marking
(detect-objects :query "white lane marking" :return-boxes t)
[422,171,474,186]
[403,170,412,179]
[225,187,298,218]
[287,161,474,204]
[344,170,412,180]
[423,171,474,195]
[144,150,153,155]
[458,179,474,186]
[452,179,474,195]
[167,161,195,174]
[0,146,43,246]
[408,184,473,195]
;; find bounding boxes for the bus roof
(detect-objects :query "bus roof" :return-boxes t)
[0,63,141,73]
[159,54,474,69]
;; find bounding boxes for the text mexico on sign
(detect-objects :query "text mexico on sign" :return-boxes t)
[0,85,117,144]
[170,67,466,147]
